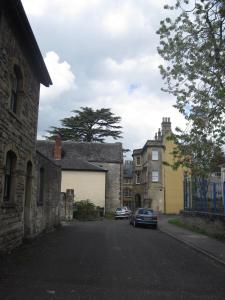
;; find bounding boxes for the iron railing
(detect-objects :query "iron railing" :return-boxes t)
[184,178,225,215]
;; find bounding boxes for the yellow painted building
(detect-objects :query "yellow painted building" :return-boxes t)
[163,137,184,214]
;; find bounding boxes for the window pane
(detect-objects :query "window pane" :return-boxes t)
[152,150,158,160]
[136,156,141,165]
[136,171,141,184]
[152,171,159,182]
[4,151,16,201]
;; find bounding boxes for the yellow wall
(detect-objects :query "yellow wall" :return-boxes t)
[163,138,184,214]
[61,170,106,209]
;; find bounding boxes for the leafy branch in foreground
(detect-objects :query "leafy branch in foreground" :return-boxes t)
[157,0,225,176]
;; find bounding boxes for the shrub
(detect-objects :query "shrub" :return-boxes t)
[73,200,103,220]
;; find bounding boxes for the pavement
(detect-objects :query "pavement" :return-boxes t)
[158,215,225,266]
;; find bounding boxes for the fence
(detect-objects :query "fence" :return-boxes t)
[184,178,225,215]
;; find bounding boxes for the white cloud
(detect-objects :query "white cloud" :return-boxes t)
[21,0,186,155]
[40,51,76,104]
[105,54,163,74]
[22,0,101,17]
[102,3,148,36]
[84,78,185,153]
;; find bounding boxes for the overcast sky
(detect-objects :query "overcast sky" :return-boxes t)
[21,0,185,158]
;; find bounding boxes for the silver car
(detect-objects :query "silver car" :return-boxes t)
[129,208,158,228]
[114,207,129,219]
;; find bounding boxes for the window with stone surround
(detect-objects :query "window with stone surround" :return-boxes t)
[152,171,159,182]
[10,65,22,115]
[123,188,132,197]
[152,150,159,161]
[3,150,17,202]
[136,171,141,184]
[124,178,132,184]
[37,167,45,205]
[136,156,141,166]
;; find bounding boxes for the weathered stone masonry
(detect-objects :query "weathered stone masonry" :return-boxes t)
[0,9,40,251]
[0,1,62,252]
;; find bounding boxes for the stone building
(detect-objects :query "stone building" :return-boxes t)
[37,139,123,212]
[132,118,184,213]
[0,0,62,252]
[122,160,133,209]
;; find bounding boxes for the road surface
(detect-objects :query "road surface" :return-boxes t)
[0,219,225,299]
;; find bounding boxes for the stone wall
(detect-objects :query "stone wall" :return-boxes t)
[33,152,61,236]
[0,11,62,253]
[59,190,74,221]
[0,12,40,252]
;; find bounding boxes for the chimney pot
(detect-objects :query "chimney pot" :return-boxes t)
[54,134,62,160]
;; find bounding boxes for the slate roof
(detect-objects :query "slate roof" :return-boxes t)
[36,141,123,170]
[132,149,142,156]
[1,0,52,86]
[57,158,107,172]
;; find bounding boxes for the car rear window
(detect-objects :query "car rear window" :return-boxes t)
[138,209,153,215]
[116,208,122,211]
[144,210,153,215]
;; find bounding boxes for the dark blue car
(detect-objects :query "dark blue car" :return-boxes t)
[129,208,157,229]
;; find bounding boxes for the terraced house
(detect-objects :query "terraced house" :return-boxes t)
[0,0,62,252]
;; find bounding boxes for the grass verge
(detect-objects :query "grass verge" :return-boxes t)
[169,218,225,243]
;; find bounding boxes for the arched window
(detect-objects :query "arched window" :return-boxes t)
[38,167,44,205]
[4,151,17,202]
[10,65,22,114]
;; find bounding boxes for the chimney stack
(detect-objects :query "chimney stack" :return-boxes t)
[161,117,171,136]
[54,134,62,160]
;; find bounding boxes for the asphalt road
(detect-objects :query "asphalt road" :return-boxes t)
[0,219,225,300]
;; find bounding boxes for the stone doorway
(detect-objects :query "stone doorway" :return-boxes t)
[134,194,141,208]
[24,161,33,238]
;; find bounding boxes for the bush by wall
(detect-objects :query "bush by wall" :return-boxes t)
[73,200,104,220]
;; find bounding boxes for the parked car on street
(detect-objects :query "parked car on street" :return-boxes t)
[129,208,157,228]
[122,206,132,216]
[114,207,129,219]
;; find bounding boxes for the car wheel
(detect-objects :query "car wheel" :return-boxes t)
[133,220,136,227]
[154,224,157,229]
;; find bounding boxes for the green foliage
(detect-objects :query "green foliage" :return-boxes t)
[157,0,225,176]
[46,107,122,143]
[73,200,103,220]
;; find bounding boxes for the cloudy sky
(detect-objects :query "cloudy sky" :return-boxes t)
[21,0,185,157]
